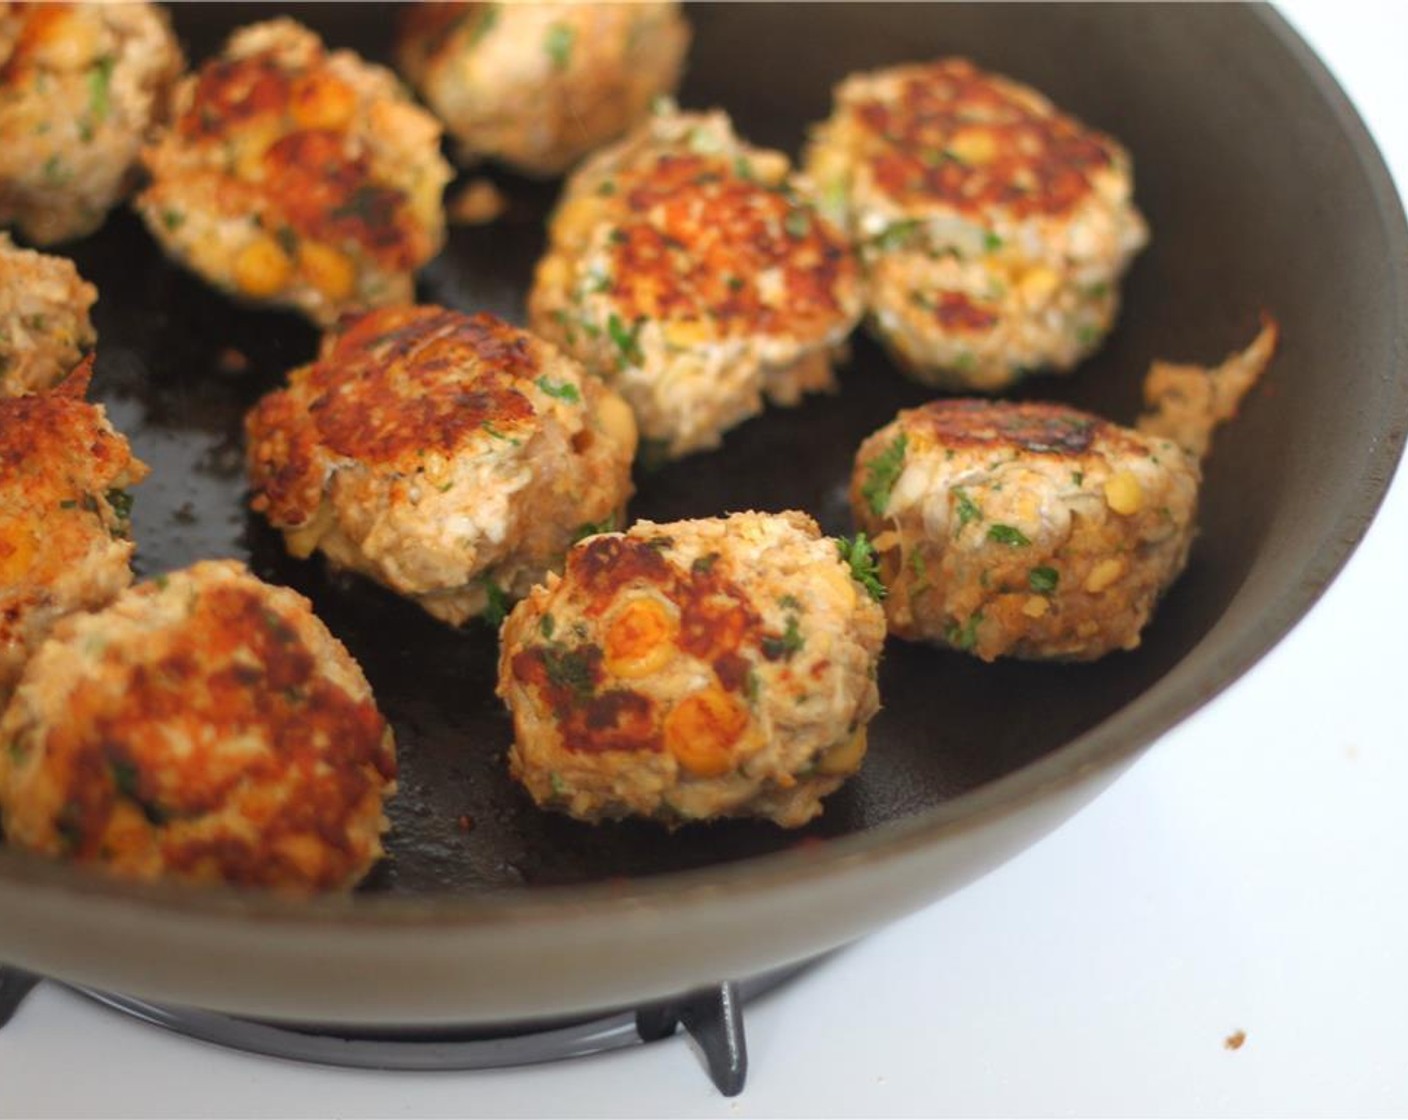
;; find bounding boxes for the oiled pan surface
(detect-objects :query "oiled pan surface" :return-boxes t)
[64,3,1299,894]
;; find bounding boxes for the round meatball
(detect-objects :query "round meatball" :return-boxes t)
[805,58,1148,392]
[0,363,147,700]
[136,18,451,326]
[395,2,690,178]
[530,106,862,459]
[245,305,638,627]
[497,511,886,828]
[0,1,182,245]
[0,560,397,891]
[850,399,1199,661]
[0,232,96,395]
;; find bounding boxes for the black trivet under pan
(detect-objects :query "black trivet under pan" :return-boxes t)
[0,961,809,1096]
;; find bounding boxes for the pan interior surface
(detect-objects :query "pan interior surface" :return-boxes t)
[3,2,1405,929]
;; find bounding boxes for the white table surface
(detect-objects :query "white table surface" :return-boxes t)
[3,2,1406,1116]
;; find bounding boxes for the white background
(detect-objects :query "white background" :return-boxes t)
[3,2,1407,1116]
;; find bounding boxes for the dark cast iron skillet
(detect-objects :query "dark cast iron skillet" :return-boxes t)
[0,3,1404,1024]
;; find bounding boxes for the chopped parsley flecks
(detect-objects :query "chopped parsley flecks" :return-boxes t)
[761,615,804,661]
[783,208,811,239]
[954,488,981,531]
[544,22,575,70]
[161,208,185,232]
[945,610,984,652]
[535,375,581,404]
[572,516,616,543]
[691,552,720,575]
[983,230,1005,252]
[542,645,596,701]
[468,3,500,45]
[481,579,510,628]
[835,533,886,603]
[872,219,921,252]
[87,54,115,128]
[987,523,1030,547]
[861,433,907,516]
[1028,566,1060,594]
[481,419,521,444]
[606,312,645,369]
[540,613,556,640]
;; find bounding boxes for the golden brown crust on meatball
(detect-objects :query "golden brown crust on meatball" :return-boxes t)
[530,106,862,458]
[136,18,451,325]
[851,399,1199,661]
[0,1,183,244]
[805,58,1148,391]
[0,232,96,395]
[0,560,396,892]
[396,1,691,177]
[0,362,147,698]
[245,305,638,626]
[497,511,886,828]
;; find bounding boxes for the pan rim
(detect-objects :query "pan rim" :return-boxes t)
[0,3,1404,936]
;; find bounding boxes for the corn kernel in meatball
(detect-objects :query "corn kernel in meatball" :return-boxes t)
[851,399,1199,661]
[396,2,690,177]
[245,305,638,626]
[0,1,182,245]
[805,58,1148,391]
[0,560,397,892]
[136,18,451,326]
[497,511,886,828]
[0,362,147,700]
[0,232,96,396]
[530,106,862,459]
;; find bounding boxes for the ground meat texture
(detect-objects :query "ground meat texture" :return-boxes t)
[0,1,182,245]
[0,561,396,891]
[529,106,862,459]
[395,2,690,178]
[0,363,147,701]
[850,399,1199,661]
[245,305,638,627]
[497,510,886,828]
[0,232,96,395]
[804,58,1148,392]
[136,18,451,326]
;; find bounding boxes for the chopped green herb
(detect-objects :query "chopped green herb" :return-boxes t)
[435,479,455,493]
[761,615,804,661]
[154,573,170,591]
[540,613,556,640]
[87,54,115,127]
[686,126,723,154]
[983,230,1004,252]
[954,350,978,373]
[548,771,568,797]
[42,155,70,186]
[535,375,581,404]
[861,433,907,516]
[7,739,26,764]
[59,499,78,510]
[468,3,500,45]
[161,208,185,231]
[481,419,520,444]
[1076,323,1102,347]
[872,219,921,252]
[1071,470,1085,486]
[544,22,576,70]
[1083,281,1111,299]
[783,209,811,238]
[1029,566,1060,594]
[777,594,801,611]
[944,610,984,652]
[835,533,886,603]
[954,488,981,530]
[542,646,596,701]
[726,275,745,292]
[572,516,616,543]
[691,552,719,575]
[744,668,761,704]
[733,156,755,181]
[106,488,133,520]
[606,312,644,368]
[583,270,612,294]
[481,579,509,627]
[987,523,1031,547]
[595,179,617,197]
[110,758,140,800]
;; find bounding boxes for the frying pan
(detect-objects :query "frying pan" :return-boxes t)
[0,2,1404,1026]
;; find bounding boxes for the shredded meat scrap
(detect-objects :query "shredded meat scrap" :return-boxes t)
[1137,316,1279,459]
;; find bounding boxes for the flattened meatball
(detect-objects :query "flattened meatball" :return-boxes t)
[136,18,451,326]
[851,399,1198,660]
[0,363,146,699]
[530,106,862,459]
[805,58,1148,391]
[0,232,96,395]
[0,1,182,244]
[245,305,637,626]
[497,511,886,828]
[0,560,396,891]
[396,2,690,177]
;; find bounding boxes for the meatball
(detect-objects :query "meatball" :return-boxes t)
[851,399,1198,661]
[529,105,863,459]
[245,305,638,626]
[0,362,147,700]
[0,1,182,244]
[0,560,397,891]
[136,18,451,326]
[804,58,1148,392]
[0,232,96,395]
[395,2,690,178]
[497,511,886,828]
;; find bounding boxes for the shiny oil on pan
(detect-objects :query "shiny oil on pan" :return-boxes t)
[0,2,1404,1024]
